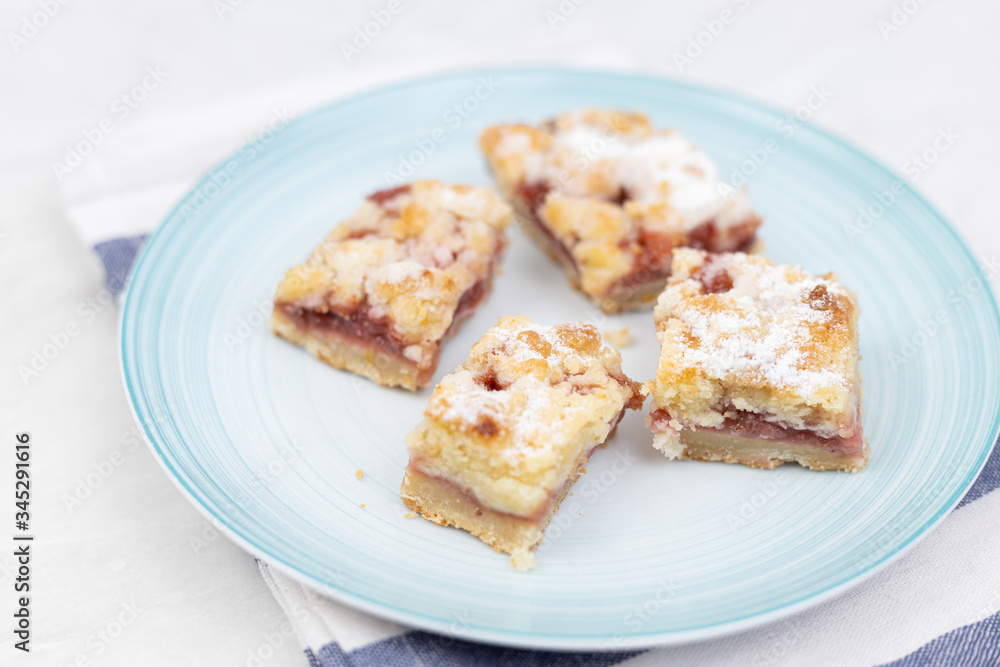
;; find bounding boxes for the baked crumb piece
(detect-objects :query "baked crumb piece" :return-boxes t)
[355,468,364,481]
[400,315,643,568]
[645,248,867,471]
[510,548,538,572]
[270,180,512,390]
[404,511,418,519]
[359,504,366,509]
[602,326,631,348]
[480,110,761,313]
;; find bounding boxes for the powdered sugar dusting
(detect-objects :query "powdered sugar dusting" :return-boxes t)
[428,317,634,461]
[436,375,577,462]
[380,260,427,285]
[486,319,587,365]
[274,180,512,352]
[521,115,753,231]
[660,251,851,398]
[494,130,532,156]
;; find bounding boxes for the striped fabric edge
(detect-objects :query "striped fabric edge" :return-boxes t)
[877,611,1000,667]
[306,633,641,667]
[95,234,149,295]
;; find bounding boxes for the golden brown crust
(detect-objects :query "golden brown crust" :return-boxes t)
[480,110,760,312]
[400,461,589,555]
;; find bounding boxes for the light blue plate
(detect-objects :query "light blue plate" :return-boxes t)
[120,68,1000,650]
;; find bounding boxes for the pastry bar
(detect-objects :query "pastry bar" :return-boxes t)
[480,110,761,313]
[270,180,512,390]
[401,315,644,569]
[646,249,867,472]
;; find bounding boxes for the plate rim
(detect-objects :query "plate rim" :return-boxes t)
[119,65,1000,650]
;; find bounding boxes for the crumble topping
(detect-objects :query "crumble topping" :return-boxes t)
[273,181,512,366]
[405,315,642,516]
[480,110,759,301]
[427,317,638,460]
[535,121,743,224]
[649,249,860,438]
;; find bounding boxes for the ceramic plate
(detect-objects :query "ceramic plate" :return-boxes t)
[120,68,1000,649]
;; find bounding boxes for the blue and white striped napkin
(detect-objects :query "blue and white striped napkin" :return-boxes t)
[64,100,1000,667]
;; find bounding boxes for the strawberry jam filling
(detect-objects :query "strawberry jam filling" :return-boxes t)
[367,183,412,205]
[649,408,865,457]
[408,406,629,522]
[275,277,490,370]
